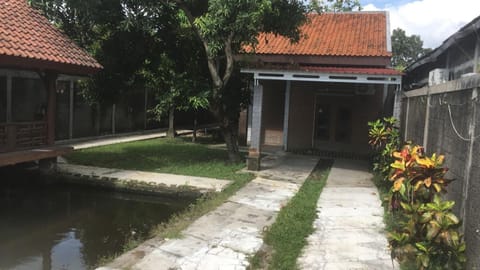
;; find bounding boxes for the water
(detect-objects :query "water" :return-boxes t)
[0,168,195,270]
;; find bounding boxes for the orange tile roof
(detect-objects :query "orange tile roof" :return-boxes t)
[267,65,402,76]
[0,0,102,74]
[248,12,391,57]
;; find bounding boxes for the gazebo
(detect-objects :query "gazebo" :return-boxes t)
[0,0,102,167]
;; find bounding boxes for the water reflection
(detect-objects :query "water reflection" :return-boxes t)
[0,168,194,270]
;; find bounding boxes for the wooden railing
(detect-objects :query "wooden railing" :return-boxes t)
[0,122,47,152]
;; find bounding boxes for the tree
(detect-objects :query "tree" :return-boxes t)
[308,0,361,13]
[391,28,432,70]
[140,11,210,139]
[154,0,308,162]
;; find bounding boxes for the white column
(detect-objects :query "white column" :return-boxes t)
[283,81,291,151]
[250,82,263,152]
[393,85,402,121]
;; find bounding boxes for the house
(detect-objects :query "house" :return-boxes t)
[401,15,480,269]
[239,11,402,170]
[404,15,480,89]
[0,0,101,167]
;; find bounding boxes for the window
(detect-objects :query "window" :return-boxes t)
[12,77,46,122]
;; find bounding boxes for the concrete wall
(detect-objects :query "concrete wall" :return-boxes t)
[260,80,285,146]
[401,74,480,269]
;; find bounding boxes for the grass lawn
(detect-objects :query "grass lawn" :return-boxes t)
[76,137,256,266]
[66,137,250,182]
[250,159,332,270]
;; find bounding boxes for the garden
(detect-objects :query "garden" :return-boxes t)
[368,117,466,270]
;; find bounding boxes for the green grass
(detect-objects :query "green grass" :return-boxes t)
[79,136,256,267]
[66,137,249,181]
[250,159,332,270]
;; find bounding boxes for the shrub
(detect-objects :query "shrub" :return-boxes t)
[368,118,466,269]
[368,117,401,181]
[387,144,466,269]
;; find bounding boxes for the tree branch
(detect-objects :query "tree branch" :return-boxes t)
[168,0,223,90]
[222,32,235,86]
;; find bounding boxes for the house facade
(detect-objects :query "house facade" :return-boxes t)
[239,12,402,169]
[0,0,101,166]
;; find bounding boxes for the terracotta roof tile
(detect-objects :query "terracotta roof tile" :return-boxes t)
[0,0,102,74]
[248,12,391,57]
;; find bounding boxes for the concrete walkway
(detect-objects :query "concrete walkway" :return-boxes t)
[99,154,319,270]
[59,129,193,150]
[298,159,396,270]
[57,163,231,193]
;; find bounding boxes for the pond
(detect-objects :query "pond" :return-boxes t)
[0,168,195,270]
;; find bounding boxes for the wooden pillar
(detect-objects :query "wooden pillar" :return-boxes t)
[247,81,263,171]
[45,72,58,145]
[6,75,12,123]
[69,80,74,139]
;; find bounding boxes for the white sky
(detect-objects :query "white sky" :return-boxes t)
[362,0,480,48]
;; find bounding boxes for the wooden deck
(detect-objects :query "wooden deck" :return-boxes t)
[0,146,73,167]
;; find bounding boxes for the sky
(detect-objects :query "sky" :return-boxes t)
[360,0,480,48]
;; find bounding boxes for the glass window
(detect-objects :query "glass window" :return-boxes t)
[0,76,6,123]
[12,77,46,122]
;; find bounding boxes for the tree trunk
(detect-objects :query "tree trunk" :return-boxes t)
[192,111,198,143]
[222,124,240,163]
[167,107,175,138]
[214,109,241,163]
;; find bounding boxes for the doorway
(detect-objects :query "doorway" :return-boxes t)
[314,95,353,148]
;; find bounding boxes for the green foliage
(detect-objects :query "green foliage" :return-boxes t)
[384,144,466,269]
[368,118,466,269]
[391,28,432,70]
[308,0,362,13]
[388,195,466,270]
[368,117,401,182]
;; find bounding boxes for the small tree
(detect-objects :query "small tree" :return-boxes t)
[153,0,308,162]
[391,28,431,70]
[308,0,361,13]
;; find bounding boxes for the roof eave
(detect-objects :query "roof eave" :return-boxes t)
[407,14,480,72]
[0,54,103,76]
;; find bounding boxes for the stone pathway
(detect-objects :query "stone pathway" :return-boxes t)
[57,163,231,193]
[298,159,397,270]
[98,154,319,270]
[59,129,193,150]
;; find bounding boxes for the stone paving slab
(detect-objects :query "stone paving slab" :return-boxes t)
[298,159,397,270]
[99,154,319,270]
[60,129,193,150]
[57,163,231,193]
